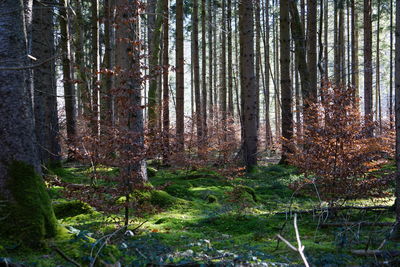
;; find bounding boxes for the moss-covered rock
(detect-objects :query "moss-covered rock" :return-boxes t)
[0,161,58,248]
[147,166,158,178]
[53,200,94,219]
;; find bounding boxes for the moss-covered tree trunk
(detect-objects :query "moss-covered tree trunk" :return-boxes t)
[0,0,58,247]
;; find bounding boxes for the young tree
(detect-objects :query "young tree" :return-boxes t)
[162,0,170,161]
[0,0,57,247]
[239,0,258,168]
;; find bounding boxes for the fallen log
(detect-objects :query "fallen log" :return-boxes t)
[351,249,400,257]
[275,205,392,215]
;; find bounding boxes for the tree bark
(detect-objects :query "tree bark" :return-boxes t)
[239,0,258,168]
[176,0,185,151]
[364,0,373,136]
[162,0,170,162]
[32,0,61,164]
[193,0,203,147]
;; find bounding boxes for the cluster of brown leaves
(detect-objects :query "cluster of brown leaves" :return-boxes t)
[287,83,394,205]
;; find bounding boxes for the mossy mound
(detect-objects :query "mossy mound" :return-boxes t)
[164,184,193,199]
[0,161,58,248]
[53,200,94,219]
[149,190,177,208]
[234,185,258,203]
[207,195,218,203]
[147,167,158,178]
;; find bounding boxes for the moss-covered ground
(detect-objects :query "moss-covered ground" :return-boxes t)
[1,163,398,266]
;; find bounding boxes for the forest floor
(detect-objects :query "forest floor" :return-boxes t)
[1,162,399,266]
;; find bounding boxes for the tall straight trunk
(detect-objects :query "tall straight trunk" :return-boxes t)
[364,0,373,136]
[176,0,185,150]
[390,0,394,127]
[221,0,227,131]
[239,0,258,168]
[324,0,328,76]
[395,0,400,225]
[101,0,113,129]
[263,0,272,148]
[201,0,207,137]
[227,0,234,116]
[193,0,203,145]
[162,0,170,161]
[213,4,218,111]
[280,0,292,163]
[91,0,100,135]
[32,0,61,164]
[334,2,340,84]
[376,0,382,132]
[148,0,163,133]
[208,0,214,121]
[274,0,281,138]
[351,0,359,98]
[72,0,89,116]
[307,0,317,103]
[60,0,77,142]
[255,0,261,131]
[338,2,345,85]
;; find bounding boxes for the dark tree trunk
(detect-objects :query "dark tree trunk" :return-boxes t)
[176,0,185,151]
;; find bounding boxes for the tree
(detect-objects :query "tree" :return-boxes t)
[176,0,185,151]
[162,0,170,162]
[364,0,373,136]
[201,0,207,137]
[280,0,293,163]
[32,0,61,164]
[307,0,318,102]
[193,0,203,146]
[351,0,359,96]
[0,0,57,247]
[239,0,258,168]
[395,0,400,226]
[59,0,77,145]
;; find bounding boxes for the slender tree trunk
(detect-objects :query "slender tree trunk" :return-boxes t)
[351,0,359,98]
[208,0,214,121]
[263,0,272,148]
[227,0,234,116]
[148,0,163,133]
[324,0,328,77]
[32,0,61,164]
[201,0,207,137]
[193,0,203,147]
[221,0,227,135]
[364,0,373,136]
[239,0,258,168]
[255,0,261,131]
[307,0,317,102]
[60,0,77,143]
[280,0,293,163]
[162,0,170,162]
[100,0,113,130]
[395,0,400,225]
[376,0,382,132]
[91,0,100,135]
[176,0,185,151]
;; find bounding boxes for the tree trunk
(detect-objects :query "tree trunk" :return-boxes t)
[263,0,272,148]
[351,0,359,98]
[91,0,100,135]
[307,0,317,102]
[208,0,214,121]
[280,0,293,164]
[239,0,258,168]
[390,0,394,128]
[201,0,207,138]
[0,0,57,247]
[193,0,203,147]
[32,0,61,164]
[255,0,261,131]
[395,0,400,229]
[364,0,373,136]
[176,0,185,151]
[227,0,234,116]
[220,0,227,135]
[162,0,170,162]
[60,0,77,143]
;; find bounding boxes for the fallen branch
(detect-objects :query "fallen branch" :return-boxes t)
[275,205,392,215]
[320,222,393,228]
[51,246,82,267]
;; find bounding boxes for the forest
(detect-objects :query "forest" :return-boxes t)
[1,0,400,266]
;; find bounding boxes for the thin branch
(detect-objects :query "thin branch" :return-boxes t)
[0,54,59,71]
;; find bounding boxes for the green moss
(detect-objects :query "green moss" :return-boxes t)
[53,200,94,219]
[235,185,258,203]
[0,161,58,248]
[164,184,193,199]
[150,190,177,208]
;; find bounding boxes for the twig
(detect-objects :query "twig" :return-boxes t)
[52,246,82,267]
[276,234,298,251]
[0,54,59,71]
[294,214,310,267]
